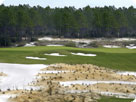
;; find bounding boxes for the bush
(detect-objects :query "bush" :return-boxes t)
[31,37,38,42]
[64,42,76,47]
[0,36,11,47]
[88,42,99,48]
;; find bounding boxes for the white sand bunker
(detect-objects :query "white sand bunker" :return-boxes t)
[0,63,47,91]
[65,90,89,94]
[126,44,136,49]
[103,45,120,48]
[0,94,16,102]
[114,38,136,41]
[40,70,70,74]
[26,57,47,60]
[38,37,53,41]
[60,80,136,86]
[24,42,36,47]
[71,53,96,56]
[133,98,136,102]
[44,53,66,56]
[46,44,64,46]
[117,71,136,77]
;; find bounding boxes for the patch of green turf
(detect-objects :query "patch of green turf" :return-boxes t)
[0,46,136,71]
[98,96,133,102]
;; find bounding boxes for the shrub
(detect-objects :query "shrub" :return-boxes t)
[64,42,76,47]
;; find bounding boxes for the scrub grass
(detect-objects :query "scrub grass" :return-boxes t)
[0,46,136,71]
[98,96,133,102]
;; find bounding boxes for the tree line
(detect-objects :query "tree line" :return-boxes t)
[0,5,136,46]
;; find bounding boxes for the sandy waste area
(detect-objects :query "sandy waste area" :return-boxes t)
[0,63,136,102]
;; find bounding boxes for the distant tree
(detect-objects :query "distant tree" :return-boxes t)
[0,5,136,46]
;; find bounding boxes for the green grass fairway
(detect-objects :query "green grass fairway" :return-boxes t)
[98,96,133,102]
[0,46,136,71]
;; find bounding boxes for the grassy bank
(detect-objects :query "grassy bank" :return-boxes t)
[98,96,133,102]
[0,46,136,71]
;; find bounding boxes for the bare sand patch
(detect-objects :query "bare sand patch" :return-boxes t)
[133,98,136,102]
[71,53,96,56]
[26,56,47,60]
[0,63,47,91]
[0,94,16,102]
[117,71,136,76]
[126,46,136,49]
[24,42,36,47]
[59,80,136,86]
[39,70,70,74]
[103,45,120,48]
[0,63,48,102]
[44,53,66,56]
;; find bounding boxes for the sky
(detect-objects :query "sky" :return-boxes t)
[1,0,136,8]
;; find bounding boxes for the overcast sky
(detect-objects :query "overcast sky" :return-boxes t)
[1,0,136,8]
